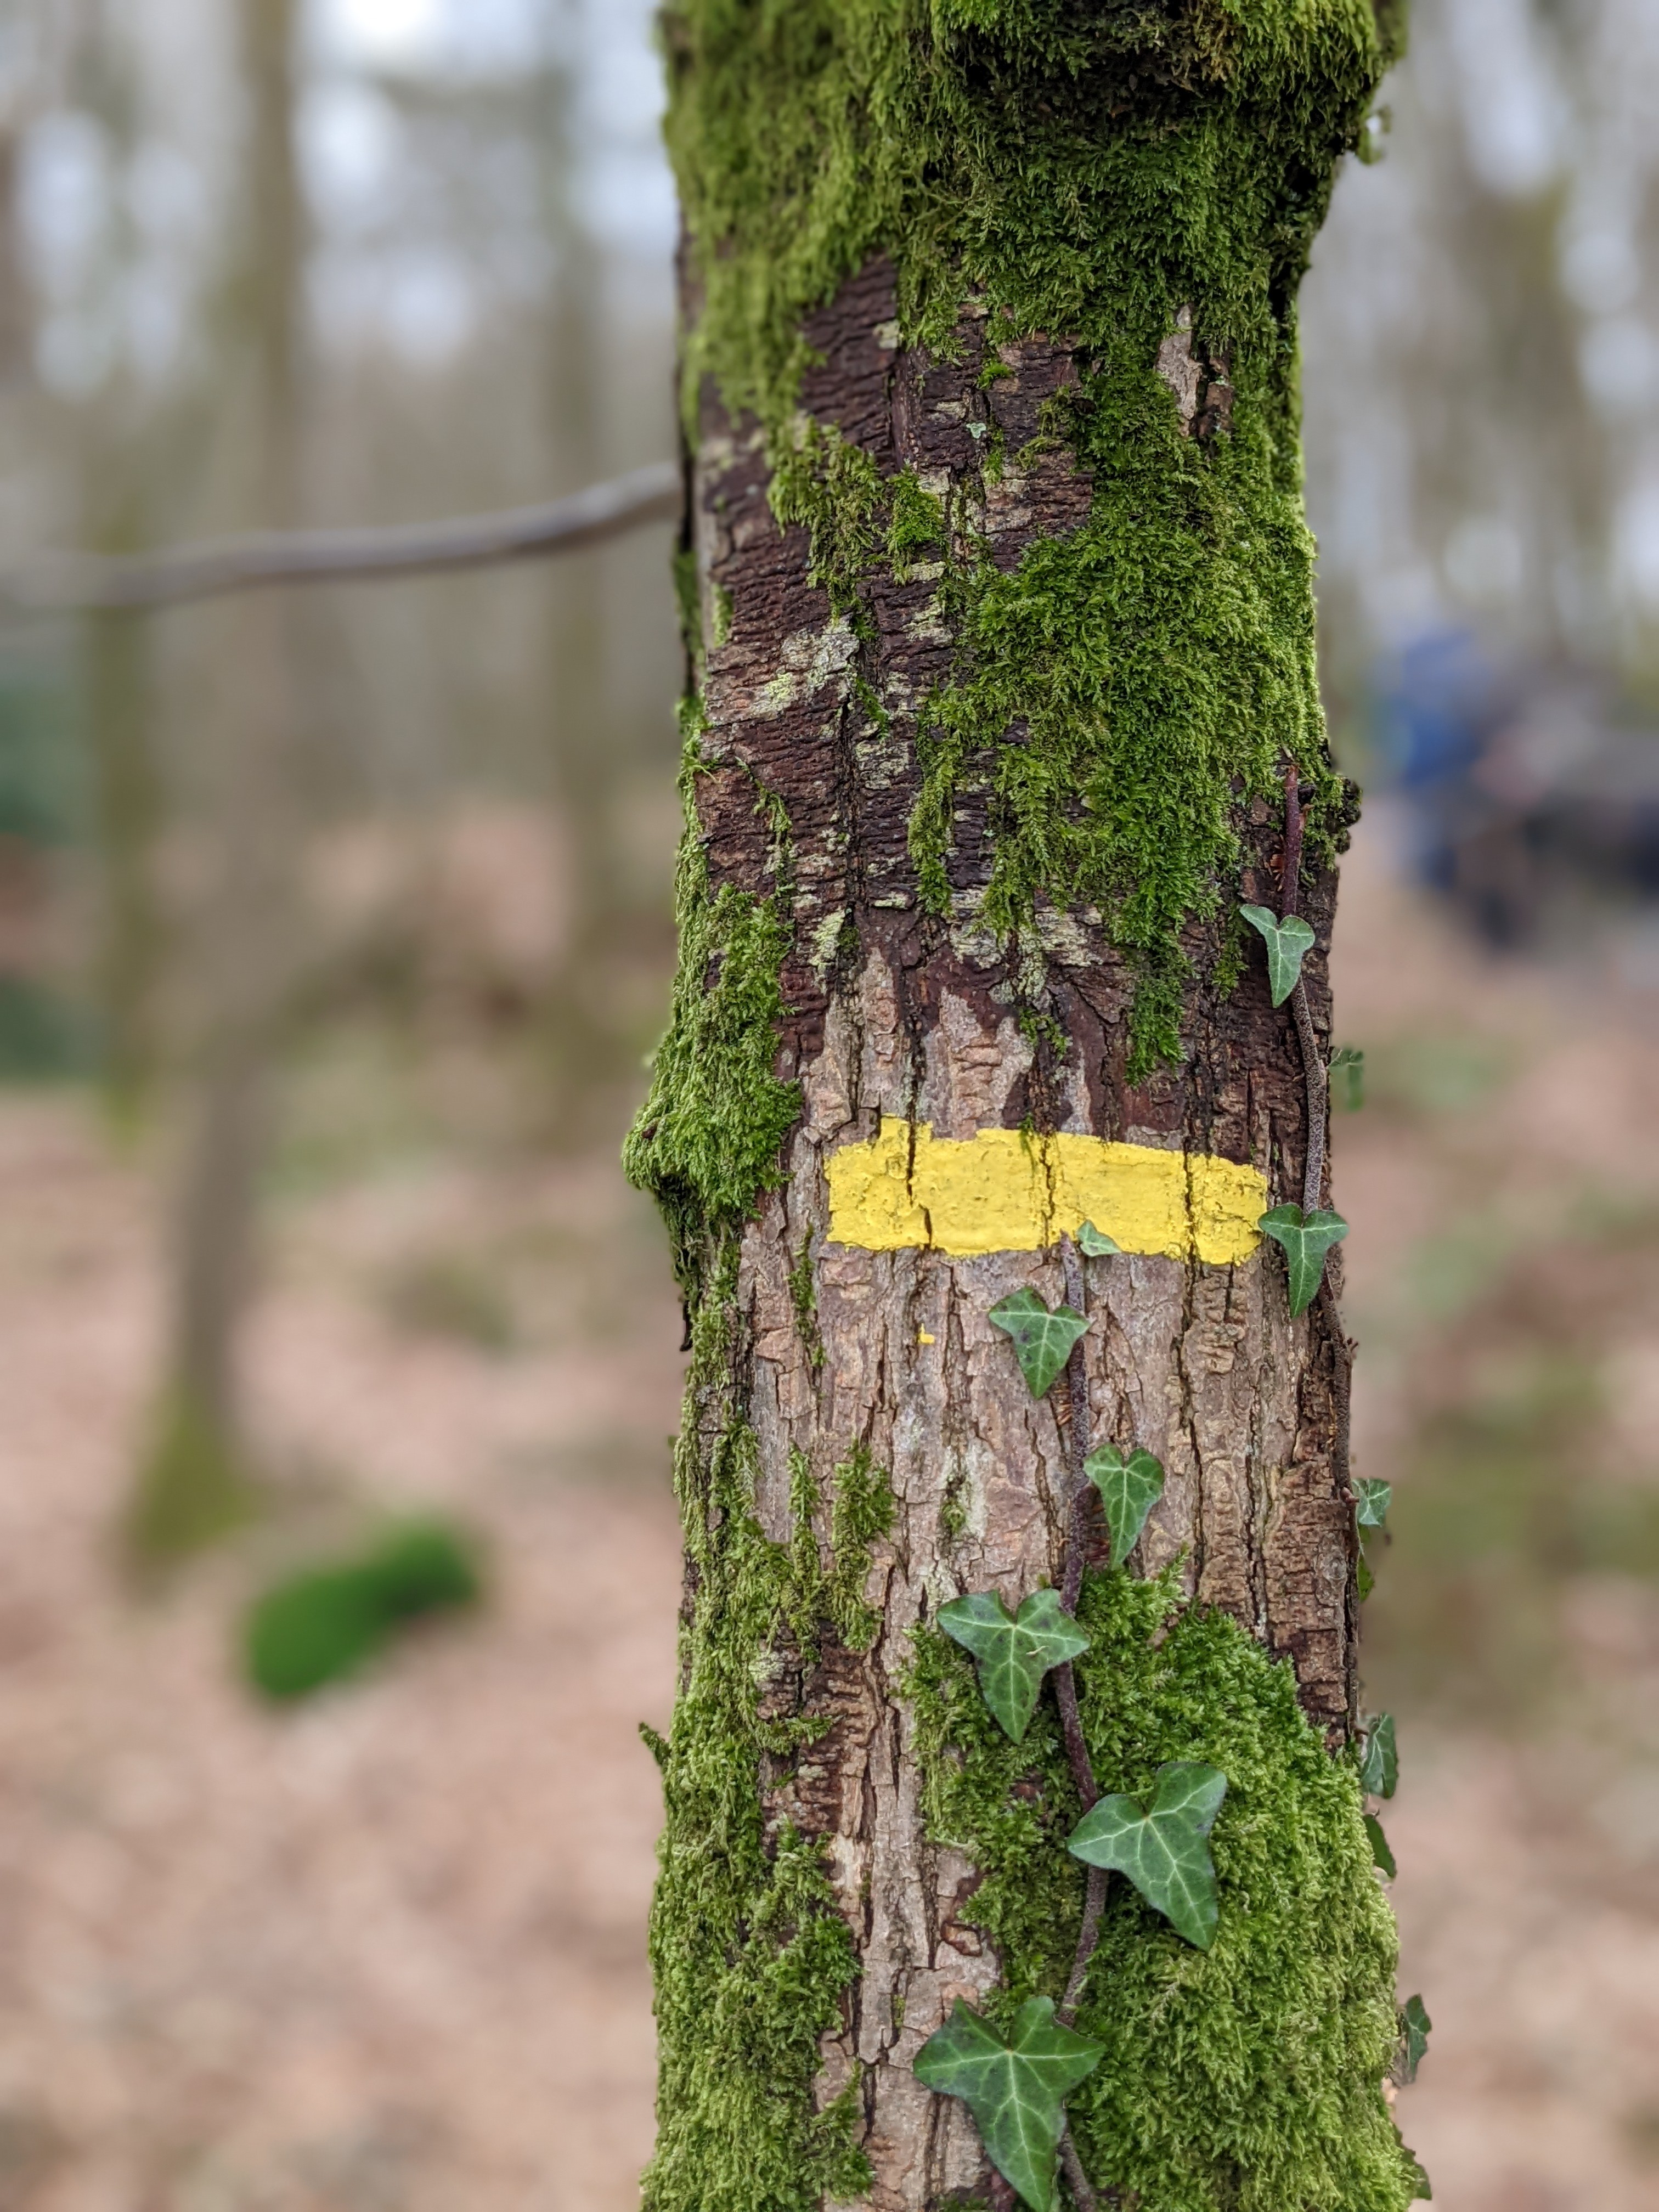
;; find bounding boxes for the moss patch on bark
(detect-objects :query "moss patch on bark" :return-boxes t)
[909,1565,1425,2210]
[660,0,1397,1070]
[644,1271,893,2212]
[623,712,800,1294]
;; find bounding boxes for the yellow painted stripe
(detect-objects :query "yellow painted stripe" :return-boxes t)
[825,1119,1266,1265]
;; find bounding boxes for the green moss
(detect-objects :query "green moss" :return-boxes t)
[827,1438,897,1646]
[624,716,801,1292]
[788,1233,827,1374]
[243,1519,482,1702]
[646,1271,896,2212]
[887,467,947,578]
[662,0,1395,1071]
[125,1387,261,1567]
[909,1566,1424,2210]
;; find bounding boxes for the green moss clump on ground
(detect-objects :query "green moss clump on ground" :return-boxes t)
[645,1276,895,2212]
[244,1519,482,1702]
[909,1565,1423,2210]
[659,0,1398,1071]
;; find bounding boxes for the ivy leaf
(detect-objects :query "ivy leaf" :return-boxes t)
[913,1996,1105,2212]
[1066,1760,1228,1950]
[989,1289,1088,1400]
[1353,1477,1392,1529]
[1393,1994,1432,2086]
[1359,1713,1398,1801]
[1077,1220,1121,1258]
[1257,1204,1349,1317]
[1331,1043,1366,1111]
[1357,1553,1375,1602]
[1084,1443,1165,1568]
[938,1589,1091,1741]
[1364,1814,1396,1879]
[1240,903,1317,1006]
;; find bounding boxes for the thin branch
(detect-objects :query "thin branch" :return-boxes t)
[1,459,681,612]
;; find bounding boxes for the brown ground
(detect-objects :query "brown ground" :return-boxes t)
[1,805,1657,2210]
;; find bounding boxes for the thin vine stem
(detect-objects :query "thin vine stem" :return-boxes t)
[1279,769,1354,1499]
[1059,2128,1102,2212]
[1052,1234,1110,2212]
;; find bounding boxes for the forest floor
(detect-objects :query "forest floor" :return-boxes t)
[2,804,1658,2211]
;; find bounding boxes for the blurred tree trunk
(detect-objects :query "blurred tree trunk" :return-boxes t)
[127,0,302,1562]
[629,7,1424,2211]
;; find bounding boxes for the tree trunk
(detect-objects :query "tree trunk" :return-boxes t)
[127,0,302,1562]
[631,8,1419,2212]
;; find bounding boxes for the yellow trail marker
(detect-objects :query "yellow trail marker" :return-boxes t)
[826,1120,1267,1265]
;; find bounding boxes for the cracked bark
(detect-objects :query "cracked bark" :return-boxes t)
[679,258,1353,2212]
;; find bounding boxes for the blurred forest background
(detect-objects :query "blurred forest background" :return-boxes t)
[0,1,1658,2208]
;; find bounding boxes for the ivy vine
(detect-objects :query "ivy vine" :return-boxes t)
[916,1240,1219,2212]
[914,769,1429,2207]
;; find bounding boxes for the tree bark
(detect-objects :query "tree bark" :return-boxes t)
[635,9,1415,2211]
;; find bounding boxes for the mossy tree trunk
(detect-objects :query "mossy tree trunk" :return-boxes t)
[629,6,1419,2210]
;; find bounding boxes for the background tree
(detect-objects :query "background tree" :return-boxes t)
[125,0,305,1558]
[628,4,1423,2209]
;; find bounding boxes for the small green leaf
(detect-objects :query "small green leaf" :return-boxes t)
[1331,1043,1366,1110]
[1357,1553,1375,1602]
[1394,1993,1431,2085]
[1240,902,1317,1006]
[938,1589,1091,1741]
[1359,1713,1398,1801]
[1067,1760,1228,1950]
[1084,1443,1165,1568]
[1353,1477,1392,1529]
[1364,1814,1396,1878]
[1077,1220,1121,1258]
[913,1996,1105,2212]
[1257,1204,1349,1317]
[989,1288,1088,1399]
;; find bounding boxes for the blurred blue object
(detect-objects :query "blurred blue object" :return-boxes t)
[1371,627,1659,948]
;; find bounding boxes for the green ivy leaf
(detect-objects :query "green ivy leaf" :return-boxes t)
[1394,1993,1431,2086]
[1077,1220,1121,1258]
[1353,1477,1392,1529]
[989,1288,1088,1399]
[1357,1553,1375,1602]
[1066,1760,1228,1950]
[938,1589,1091,1741]
[913,1996,1105,2212]
[1364,1813,1396,1879]
[1359,1713,1398,1801]
[1084,1443,1165,1568]
[1331,1043,1366,1110]
[1257,1204,1349,1317]
[1240,903,1317,1006]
